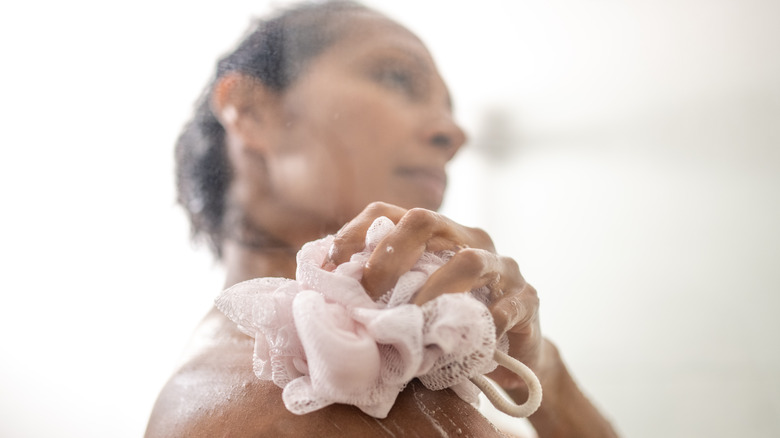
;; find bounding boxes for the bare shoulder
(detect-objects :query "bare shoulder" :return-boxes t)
[146,308,507,438]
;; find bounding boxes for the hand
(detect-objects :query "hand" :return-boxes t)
[325,202,542,384]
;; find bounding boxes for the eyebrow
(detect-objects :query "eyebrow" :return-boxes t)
[362,46,454,111]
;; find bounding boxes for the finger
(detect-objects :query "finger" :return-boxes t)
[362,209,494,297]
[326,202,408,267]
[490,283,539,338]
[411,248,512,306]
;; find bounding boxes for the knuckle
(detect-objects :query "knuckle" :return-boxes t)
[499,257,523,283]
[468,227,494,250]
[499,255,520,274]
[400,208,438,229]
[522,283,539,300]
[365,201,392,215]
[363,201,407,224]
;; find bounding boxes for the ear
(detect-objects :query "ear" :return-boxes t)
[211,73,280,153]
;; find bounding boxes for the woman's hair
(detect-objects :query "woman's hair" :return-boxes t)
[175,1,368,259]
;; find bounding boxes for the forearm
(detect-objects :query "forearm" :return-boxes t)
[505,339,619,438]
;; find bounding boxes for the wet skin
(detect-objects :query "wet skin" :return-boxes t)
[145,308,509,437]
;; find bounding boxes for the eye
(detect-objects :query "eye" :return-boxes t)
[373,65,420,98]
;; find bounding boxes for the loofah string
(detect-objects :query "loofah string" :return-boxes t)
[469,350,542,418]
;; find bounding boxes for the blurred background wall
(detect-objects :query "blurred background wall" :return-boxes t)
[1,0,777,436]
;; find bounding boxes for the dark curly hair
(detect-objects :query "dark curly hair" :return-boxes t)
[175,1,368,259]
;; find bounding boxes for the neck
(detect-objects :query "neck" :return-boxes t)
[222,240,298,288]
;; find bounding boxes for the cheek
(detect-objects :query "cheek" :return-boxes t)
[308,112,394,184]
[282,86,413,210]
[318,87,407,149]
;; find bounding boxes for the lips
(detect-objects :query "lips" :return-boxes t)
[396,166,447,201]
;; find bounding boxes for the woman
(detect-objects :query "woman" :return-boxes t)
[146,1,618,436]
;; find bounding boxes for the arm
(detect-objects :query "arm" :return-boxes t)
[504,339,619,438]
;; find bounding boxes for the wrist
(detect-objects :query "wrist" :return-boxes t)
[500,338,561,406]
[525,339,619,438]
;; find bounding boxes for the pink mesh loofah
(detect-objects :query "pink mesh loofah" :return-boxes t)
[216,216,540,419]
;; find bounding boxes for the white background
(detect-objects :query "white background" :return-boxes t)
[1,0,778,436]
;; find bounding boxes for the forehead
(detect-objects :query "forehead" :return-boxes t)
[284,9,453,109]
[324,10,437,69]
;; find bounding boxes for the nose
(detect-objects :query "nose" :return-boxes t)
[423,111,467,160]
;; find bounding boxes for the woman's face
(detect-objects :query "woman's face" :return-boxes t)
[247,10,466,237]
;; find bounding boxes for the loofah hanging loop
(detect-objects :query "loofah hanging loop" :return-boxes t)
[469,350,542,418]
